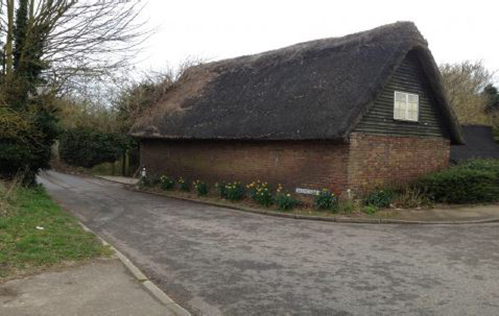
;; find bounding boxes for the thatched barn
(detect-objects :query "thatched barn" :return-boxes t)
[131,22,463,196]
[451,125,499,163]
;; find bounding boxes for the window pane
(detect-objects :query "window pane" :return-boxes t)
[399,109,406,120]
[394,91,419,121]
[394,100,403,110]
[394,100,406,120]
[395,92,406,102]
[408,93,419,121]
[408,109,417,121]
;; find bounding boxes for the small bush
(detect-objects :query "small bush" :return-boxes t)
[393,186,432,208]
[361,205,378,215]
[224,182,245,201]
[193,180,208,196]
[0,105,59,185]
[149,175,161,186]
[315,189,337,210]
[247,181,273,207]
[364,189,395,208]
[178,177,190,191]
[275,192,300,211]
[139,176,152,188]
[160,175,175,190]
[332,200,359,215]
[417,165,499,204]
[215,181,227,198]
[460,159,499,176]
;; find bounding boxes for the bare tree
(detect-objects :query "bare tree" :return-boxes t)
[4,0,14,73]
[440,61,495,125]
[1,0,150,91]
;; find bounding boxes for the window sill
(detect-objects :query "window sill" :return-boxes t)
[393,119,420,124]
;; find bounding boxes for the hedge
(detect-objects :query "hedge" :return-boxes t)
[59,128,130,169]
[417,160,499,204]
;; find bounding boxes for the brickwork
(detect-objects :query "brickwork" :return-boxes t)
[348,133,450,193]
[140,134,450,196]
[140,139,350,194]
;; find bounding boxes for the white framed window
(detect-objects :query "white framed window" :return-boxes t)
[394,91,419,122]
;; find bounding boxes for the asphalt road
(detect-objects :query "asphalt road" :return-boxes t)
[39,171,499,316]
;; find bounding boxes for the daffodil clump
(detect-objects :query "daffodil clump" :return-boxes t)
[178,177,190,191]
[315,188,337,210]
[160,175,175,190]
[247,180,273,207]
[215,181,226,198]
[193,180,208,196]
[222,181,245,201]
[274,184,300,210]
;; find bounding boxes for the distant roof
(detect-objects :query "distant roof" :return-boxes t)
[131,22,463,144]
[450,125,499,163]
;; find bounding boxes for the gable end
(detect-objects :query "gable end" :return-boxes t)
[353,50,451,139]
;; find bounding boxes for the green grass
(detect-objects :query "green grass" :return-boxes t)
[0,183,110,281]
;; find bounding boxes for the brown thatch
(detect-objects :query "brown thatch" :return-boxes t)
[131,21,463,144]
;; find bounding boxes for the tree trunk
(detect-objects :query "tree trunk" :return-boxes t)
[29,0,34,22]
[5,0,14,74]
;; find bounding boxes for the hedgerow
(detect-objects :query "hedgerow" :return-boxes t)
[59,128,131,168]
[416,160,499,204]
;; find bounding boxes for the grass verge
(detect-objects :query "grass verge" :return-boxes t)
[0,182,111,281]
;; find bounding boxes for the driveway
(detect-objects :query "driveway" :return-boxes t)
[39,171,499,316]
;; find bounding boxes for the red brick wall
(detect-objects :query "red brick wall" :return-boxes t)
[140,139,350,193]
[140,134,450,197]
[347,133,450,194]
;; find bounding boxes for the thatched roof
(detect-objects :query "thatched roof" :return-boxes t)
[131,22,463,144]
[450,125,499,163]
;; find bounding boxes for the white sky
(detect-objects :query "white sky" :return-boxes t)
[137,0,499,79]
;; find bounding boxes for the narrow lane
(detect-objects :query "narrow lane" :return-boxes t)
[39,171,499,316]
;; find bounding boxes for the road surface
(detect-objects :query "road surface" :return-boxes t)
[39,171,499,316]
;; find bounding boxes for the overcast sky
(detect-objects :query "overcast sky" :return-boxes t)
[137,0,498,79]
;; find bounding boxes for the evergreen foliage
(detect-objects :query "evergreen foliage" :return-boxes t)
[59,128,131,169]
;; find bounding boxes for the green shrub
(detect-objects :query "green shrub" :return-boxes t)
[193,180,208,196]
[160,175,175,190]
[247,181,273,207]
[0,105,59,185]
[150,175,161,186]
[459,159,499,177]
[315,189,337,210]
[178,177,190,191]
[364,189,395,208]
[215,181,227,198]
[361,205,378,215]
[59,127,131,169]
[417,166,499,204]
[334,201,353,215]
[275,192,300,211]
[139,176,152,188]
[223,182,245,201]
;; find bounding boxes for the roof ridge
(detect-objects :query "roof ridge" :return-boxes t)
[194,21,425,71]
